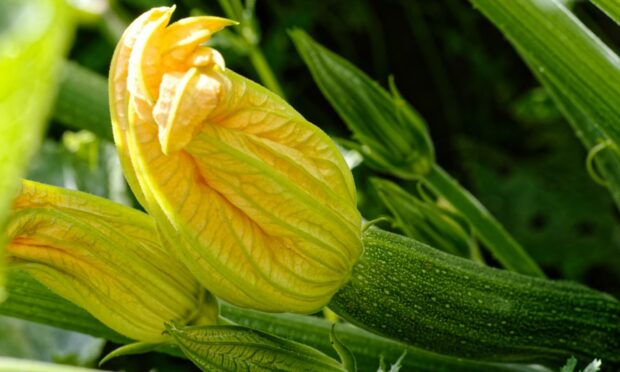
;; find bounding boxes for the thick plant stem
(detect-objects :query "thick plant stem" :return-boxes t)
[423,164,545,277]
[330,228,620,365]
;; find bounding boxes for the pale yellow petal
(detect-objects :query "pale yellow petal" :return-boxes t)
[6,180,205,342]
[153,68,220,154]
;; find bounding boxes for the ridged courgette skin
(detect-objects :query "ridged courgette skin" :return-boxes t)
[330,228,620,365]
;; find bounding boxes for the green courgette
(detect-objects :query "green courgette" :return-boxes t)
[330,227,620,365]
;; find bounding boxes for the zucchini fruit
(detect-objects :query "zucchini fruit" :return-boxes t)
[330,228,620,365]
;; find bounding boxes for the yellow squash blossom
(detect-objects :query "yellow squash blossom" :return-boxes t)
[6,180,212,342]
[110,7,362,313]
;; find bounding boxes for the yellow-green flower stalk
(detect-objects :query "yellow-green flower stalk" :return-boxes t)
[109,7,362,313]
[5,180,210,342]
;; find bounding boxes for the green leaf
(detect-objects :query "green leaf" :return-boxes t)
[0,0,74,301]
[330,326,356,372]
[223,307,543,372]
[591,0,620,25]
[289,29,434,180]
[470,0,620,212]
[165,323,345,372]
[0,270,130,344]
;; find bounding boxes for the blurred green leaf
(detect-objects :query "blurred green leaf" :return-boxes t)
[165,323,345,372]
[510,88,562,126]
[458,132,620,290]
[470,0,620,212]
[54,62,113,141]
[0,357,105,372]
[591,0,620,24]
[0,0,74,300]
[27,136,132,205]
[0,317,104,367]
[0,270,130,344]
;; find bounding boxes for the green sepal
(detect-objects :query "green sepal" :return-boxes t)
[99,342,164,366]
[165,323,345,371]
[372,178,478,259]
[330,325,356,372]
[289,29,434,180]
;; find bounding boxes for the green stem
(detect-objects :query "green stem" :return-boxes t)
[423,164,545,277]
[217,0,286,98]
[248,45,286,98]
[54,61,112,141]
[217,0,244,21]
[330,227,620,365]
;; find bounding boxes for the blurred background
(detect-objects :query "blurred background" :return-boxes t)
[3,0,620,370]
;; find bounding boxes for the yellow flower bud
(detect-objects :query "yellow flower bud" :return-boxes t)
[110,7,362,313]
[6,180,209,342]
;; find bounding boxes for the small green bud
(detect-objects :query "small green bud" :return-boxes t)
[291,30,435,179]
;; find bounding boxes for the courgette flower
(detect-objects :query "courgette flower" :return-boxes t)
[109,7,362,313]
[6,180,210,342]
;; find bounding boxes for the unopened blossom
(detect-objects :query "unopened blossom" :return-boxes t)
[110,7,362,313]
[6,180,210,342]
